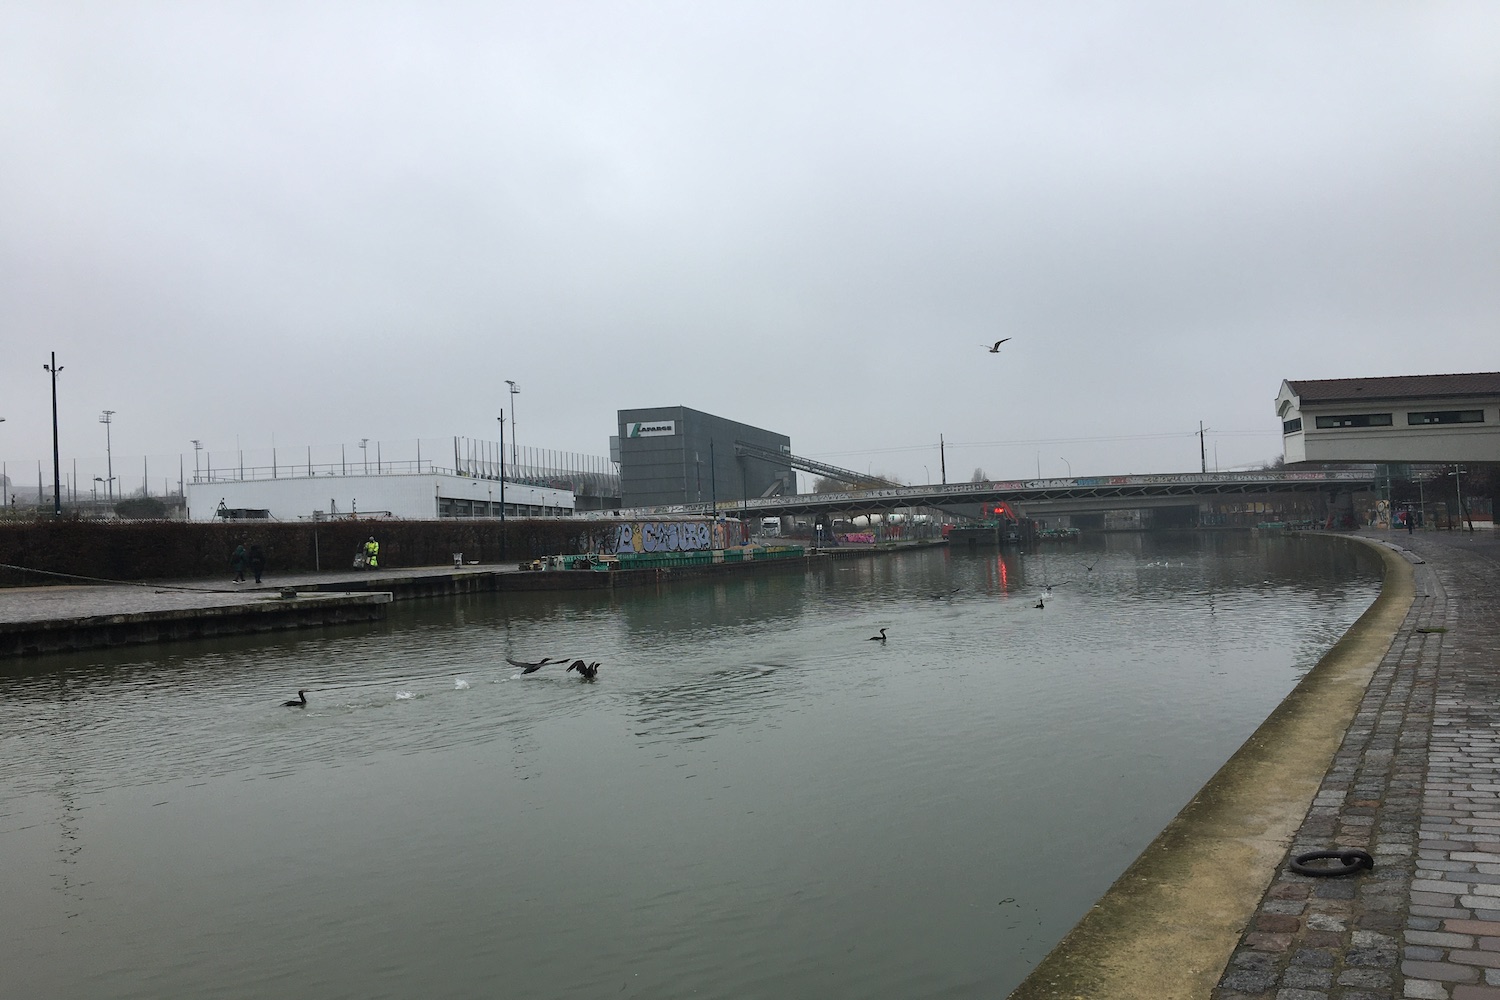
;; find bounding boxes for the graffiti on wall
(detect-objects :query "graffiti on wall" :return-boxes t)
[615,521,714,553]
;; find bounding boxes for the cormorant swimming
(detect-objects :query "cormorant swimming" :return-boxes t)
[868,628,888,643]
[282,690,308,707]
[1033,599,1045,609]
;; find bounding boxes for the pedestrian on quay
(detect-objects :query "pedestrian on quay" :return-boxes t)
[249,544,266,584]
[230,541,248,583]
[364,536,380,570]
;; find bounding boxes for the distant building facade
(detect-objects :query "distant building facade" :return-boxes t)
[186,473,573,521]
[1278,372,1500,464]
[616,406,791,508]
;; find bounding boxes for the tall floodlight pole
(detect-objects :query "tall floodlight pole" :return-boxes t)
[360,438,369,474]
[498,413,507,558]
[43,353,62,516]
[99,410,115,500]
[191,439,203,482]
[505,381,520,468]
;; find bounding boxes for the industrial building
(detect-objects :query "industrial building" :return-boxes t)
[614,406,792,509]
[182,436,581,521]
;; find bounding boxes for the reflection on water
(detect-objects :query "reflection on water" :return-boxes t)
[0,534,1380,999]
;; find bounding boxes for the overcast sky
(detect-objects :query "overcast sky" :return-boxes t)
[2,1,1497,493]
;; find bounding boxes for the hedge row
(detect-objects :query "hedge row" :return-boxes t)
[0,519,622,587]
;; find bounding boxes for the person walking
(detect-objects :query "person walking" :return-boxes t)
[249,544,266,584]
[230,542,248,583]
[364,536,380,570]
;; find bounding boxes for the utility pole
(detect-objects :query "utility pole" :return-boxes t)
[99,410,115,501]
[1454,464,1472,532]
[1199,421,1207,474]
[940,434,946,484]
[43,352,62,516]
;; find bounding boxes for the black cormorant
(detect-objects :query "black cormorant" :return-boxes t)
[868,628,887,643]
[566,660,599,680]
[282,690,308,707]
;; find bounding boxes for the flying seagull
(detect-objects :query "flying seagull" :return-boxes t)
[987,338,1011,353]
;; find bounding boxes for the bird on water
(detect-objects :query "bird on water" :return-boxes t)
[987,338,1011,353]
[868,628,888,643]
[566,660,600,680]
[282,690,308,707]
[1033,599,1045,609]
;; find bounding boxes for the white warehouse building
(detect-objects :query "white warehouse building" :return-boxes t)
[185,472,572,522]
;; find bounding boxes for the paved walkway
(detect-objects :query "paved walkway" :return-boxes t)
[0,562,521,625]
[1215,527,1500,1000]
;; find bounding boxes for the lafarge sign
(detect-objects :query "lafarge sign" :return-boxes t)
[625,421,676,438]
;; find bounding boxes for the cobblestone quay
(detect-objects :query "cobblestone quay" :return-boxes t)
[1209,528,1500,1000]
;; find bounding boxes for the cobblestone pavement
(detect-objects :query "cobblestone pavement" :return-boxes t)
[1215,528,1500,1000]
[0,562,520,625]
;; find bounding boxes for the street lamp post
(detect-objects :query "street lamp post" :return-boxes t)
[1060,457,1072,477]
[43,352,62,516]
[99,410,115,501]
[505,381,520,468]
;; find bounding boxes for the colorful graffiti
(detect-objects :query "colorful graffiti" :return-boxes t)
[615,521,713,553]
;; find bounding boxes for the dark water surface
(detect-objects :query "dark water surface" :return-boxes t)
[1,534,1381,999]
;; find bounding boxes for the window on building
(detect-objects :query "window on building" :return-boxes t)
[1282,418,1302,434]
[1314,413,1393,429]
[1406,410,1484,425]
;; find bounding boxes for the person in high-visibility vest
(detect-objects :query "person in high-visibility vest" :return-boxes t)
[364,536,379,569]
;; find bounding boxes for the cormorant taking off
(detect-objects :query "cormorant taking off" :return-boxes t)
[282,690,308,707]
[987,338,1011,353]
[567,660,599,680]
[868,628,888,643]
[506,655,558,675]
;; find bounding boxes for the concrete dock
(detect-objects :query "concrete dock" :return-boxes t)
[0,542,933,658]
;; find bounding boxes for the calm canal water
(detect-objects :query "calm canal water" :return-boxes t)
[1,533,1381,1000]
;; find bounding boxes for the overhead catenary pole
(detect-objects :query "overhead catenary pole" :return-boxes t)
[940,434,946,485]
[99,410,115,501]
[1199,421,1207,474]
